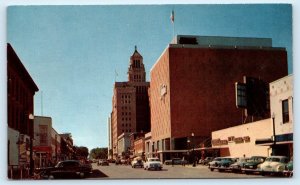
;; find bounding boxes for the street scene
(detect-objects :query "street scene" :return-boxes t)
[6,4,293,180]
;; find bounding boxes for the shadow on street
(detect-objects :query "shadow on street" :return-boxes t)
[89,169,108,178]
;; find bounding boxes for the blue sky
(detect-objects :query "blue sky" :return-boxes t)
[7,4,292,151]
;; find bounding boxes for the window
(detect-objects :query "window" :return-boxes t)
[282,99,289,123]
[39,125,48,146]
[235,82,247,108]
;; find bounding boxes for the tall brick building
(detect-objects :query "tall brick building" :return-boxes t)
[111,46,150,157]
[150,35,288,161]
[7,43,39,178]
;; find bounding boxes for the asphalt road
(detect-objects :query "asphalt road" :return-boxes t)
[88,163,265,179]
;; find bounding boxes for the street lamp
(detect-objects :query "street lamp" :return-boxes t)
[191,133,196,167]
[272,113,276,156]
[28,114,34,177]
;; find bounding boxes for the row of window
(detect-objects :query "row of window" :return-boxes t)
[121,112,131,116]
[121,123,131,127]
[8,105,28,134]
[133,60,141,68]
[8,75,31,109]
[122,117,131,121]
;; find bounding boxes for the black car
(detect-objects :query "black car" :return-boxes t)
[37,160,92,179]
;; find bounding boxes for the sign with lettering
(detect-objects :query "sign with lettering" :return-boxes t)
[213,136,250,145]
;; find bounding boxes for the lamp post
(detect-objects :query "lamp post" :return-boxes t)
[187,138,190,165]
[28,114,34,177]
[272,113,276,156]
[191,133,196,167]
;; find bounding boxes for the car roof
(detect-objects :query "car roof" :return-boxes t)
[267,156,288,159]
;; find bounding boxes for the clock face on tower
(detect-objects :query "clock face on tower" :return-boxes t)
[160,84,167,97]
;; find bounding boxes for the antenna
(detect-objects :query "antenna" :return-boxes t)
[41,91,43,116]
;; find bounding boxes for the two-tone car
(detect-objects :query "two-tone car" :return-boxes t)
[229,157,250,173]
[242,156,266,174]
[208,157,224,171]
[257,156,289,176]
[144,158,163,171]
[210,157,237,172]
[131,157,144,168]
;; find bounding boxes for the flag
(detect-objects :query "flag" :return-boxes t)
[170,10,174,23]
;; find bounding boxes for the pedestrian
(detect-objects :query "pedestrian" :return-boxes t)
[182,156,185,166]
[171,158,174,167]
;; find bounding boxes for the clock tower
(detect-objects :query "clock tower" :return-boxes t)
[128,46,146,82]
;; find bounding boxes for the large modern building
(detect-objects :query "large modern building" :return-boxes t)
[7,43,39,179]
[149,35,288,161]
[111,46,150,158]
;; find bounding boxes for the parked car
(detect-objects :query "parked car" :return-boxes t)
[37,160,92,179]
[200,157,214,165]
[242,156,266,174]
[208,157,224,170]
[209,157,236,172]
[164,158,187,165]
[283,160,293,177]
[257,156,289,176]
[144,158,163,171]
[98,159,109,166]
[131,157,144,168]
[229,157,250,173]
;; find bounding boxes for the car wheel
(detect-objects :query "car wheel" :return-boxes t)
[210,168,214,171]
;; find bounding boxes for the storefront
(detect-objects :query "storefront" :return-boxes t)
[211,119,273,158]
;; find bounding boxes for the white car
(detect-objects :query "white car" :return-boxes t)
[144,158,163,171]
[257,156,289,176]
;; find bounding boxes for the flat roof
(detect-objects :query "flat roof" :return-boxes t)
[172,35,273,47]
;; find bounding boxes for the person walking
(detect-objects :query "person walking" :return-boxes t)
[182,156,185,166]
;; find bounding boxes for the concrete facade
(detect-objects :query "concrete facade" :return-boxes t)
[269,75,293,158]
[117,133,131,157]
[211,119,273,157]
[149,35,288,161]
[270,75,293,135]
[33,116,53,168]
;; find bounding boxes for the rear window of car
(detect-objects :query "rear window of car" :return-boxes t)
[265,157,280,162]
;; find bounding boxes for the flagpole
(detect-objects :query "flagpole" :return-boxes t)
[171,10,175,41]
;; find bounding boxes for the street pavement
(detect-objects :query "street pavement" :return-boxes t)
[87,163,265,179]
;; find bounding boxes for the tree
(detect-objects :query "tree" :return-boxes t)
[90,147,108,159]
[74,146,89,159]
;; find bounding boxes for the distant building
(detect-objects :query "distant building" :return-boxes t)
[60,133,74,160]
[51,127,61,163]
[150,35,288,161]
[117,133,131,158]
[108,115,113,159]
[32,116,53,168]
[7,43,39,178]
[111,46,150,158]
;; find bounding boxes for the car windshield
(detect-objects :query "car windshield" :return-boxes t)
[249,157,264,162]
[266,157,280,162]
[221,158,233,162]
[149,158,160,162]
